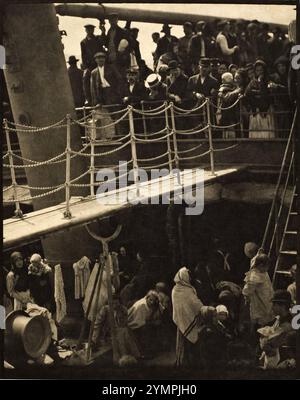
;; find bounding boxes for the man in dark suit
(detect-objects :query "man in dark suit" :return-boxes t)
[106,13,131,77]
[156,24,178,60]
[187,58,220,102]
[122,68,147,106]
[166,60,188,104]
[80,24,106,105]
[67,56,85,108]
[90,51,121,106]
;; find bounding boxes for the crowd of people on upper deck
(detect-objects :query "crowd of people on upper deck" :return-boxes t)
[67,13,295,139]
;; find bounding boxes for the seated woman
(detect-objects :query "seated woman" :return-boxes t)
[6,251,31,311]
[258,290,296,370]
[92,294,141,363]
[128,290,162,357]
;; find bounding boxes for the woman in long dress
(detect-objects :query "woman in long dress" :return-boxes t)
[171,266,216,367]
[6,252,31,310]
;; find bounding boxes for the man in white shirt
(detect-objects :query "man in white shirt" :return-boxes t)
[216,20,239,64]
[90,50,121,106]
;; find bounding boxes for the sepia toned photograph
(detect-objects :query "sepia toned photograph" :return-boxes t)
[1,1,299,381]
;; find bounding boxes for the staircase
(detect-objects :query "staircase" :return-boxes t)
[262,109,298,290]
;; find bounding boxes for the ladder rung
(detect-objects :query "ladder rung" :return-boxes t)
[280,250,297,255]
[285,231,297,235]
[290,212,298,216]
[275,270,291,275]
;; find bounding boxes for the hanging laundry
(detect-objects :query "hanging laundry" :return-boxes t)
[54,264,67,324]
[82,260,115,321]
[73,256,91,299]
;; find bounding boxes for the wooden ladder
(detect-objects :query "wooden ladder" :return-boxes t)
[272,187,298,289]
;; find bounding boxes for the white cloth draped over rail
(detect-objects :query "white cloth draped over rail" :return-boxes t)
[54,264,67,323]
[82,261,115,321]
[73,256,91,299]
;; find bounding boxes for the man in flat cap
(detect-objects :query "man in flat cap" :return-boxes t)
[67,56,85,108]
[187,58,219,102]
[90,49,121,106]
[81,24,106,105]
[178,22,194,76]
[156,24,178,60]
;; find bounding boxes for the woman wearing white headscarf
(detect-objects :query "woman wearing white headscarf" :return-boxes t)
[172,267,216,367]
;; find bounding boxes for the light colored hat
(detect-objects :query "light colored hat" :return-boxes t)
[222,72,233,84]
[30,253,42,263]
[145,73,161,89]
[216,304,229,314]
[244,242,259,258]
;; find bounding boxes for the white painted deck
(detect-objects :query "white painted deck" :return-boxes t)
[3,168,240,250]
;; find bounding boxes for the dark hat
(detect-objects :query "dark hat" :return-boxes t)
[246,63,254,70]
[145,73,162,89]
[168,60,180,70]
[199,58,211,67]
[126,66,139,74]
[196,20,206,27]
[271,290,292,305]
[210,58,221,66]
[183,21,193,28]
[251,251,270,269]
[84,24,95,29]
[218,19,230,29]
[130,27,139,32]
[67,55,79,64]
[94,50,107,58]
[254,59,267,69]
[161,24,172,33]
[108,12,119,18]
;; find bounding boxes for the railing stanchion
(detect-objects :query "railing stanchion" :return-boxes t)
[239,96,244,138]
[83,106,87,142]
[128,105,140,197]
[164,101,173,171]
[64,114,72,218]
[89,110,96,196]
[206,99,215,175]
[4,119,23,218]
[141,100,148,139]
[170,102,180,171]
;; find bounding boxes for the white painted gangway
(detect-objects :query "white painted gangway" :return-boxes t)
[3,167,240,250]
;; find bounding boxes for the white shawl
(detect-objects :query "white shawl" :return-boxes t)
[172,267,204,344]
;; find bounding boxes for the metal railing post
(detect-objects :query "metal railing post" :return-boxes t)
[239,96,244,138]
[169,102,180,171]
[206,99,215,175]
[164,101,173,171]
[64,114,72,218]
[4,119,23,218]
[128,105,140,197]
[141,100,148,139]
[90,110,96,196]
[83,106,87,142]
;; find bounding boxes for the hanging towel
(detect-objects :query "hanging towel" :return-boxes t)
[73,256,91,299]
[54,264,67,324]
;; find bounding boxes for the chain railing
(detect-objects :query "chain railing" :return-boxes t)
[3,96,293,219]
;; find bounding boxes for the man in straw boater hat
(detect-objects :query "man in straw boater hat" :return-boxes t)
[67,56,85,108]
[80,23,106,105]
[145,73,167,101]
